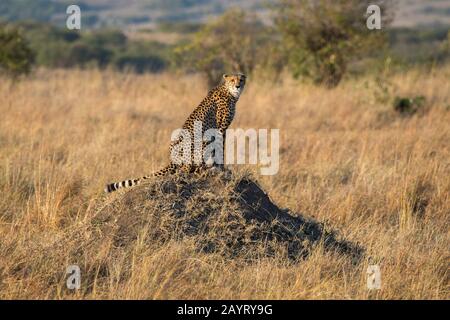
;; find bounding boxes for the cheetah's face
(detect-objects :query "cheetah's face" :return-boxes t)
[223,73,246,98]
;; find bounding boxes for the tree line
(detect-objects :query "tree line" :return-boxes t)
[1,0,450,87]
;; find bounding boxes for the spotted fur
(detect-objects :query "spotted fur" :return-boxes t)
[105,73,246,193]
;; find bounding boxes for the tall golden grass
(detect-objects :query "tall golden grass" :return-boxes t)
[0,67,449,299]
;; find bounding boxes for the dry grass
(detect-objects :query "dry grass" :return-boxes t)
[0,67,449,299]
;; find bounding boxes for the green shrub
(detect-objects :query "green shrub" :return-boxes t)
[174,8,277,86]
[0,24,35,76]
[393,96,426,116]
[274,0,392,88]
[66,43,113,68]
[17,23,171,73]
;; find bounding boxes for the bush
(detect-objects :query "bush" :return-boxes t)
[0,24,35,77]
[393,96,426,116]
[66,43,113,68]
[274,0,392,87]
[174,8,275,87]
[15,23,170,73]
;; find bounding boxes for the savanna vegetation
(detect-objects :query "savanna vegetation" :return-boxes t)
[0,67,448,299]
[0,0,449,300]
[1,1,450,85]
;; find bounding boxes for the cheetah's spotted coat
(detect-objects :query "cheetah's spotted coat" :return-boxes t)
[105,73,246,193]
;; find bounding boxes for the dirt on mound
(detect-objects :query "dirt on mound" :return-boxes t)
[96,169,364,262]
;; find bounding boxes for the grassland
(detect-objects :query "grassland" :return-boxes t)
[0,67,449,299]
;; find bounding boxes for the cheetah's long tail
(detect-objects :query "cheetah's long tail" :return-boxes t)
[104,163,177,193]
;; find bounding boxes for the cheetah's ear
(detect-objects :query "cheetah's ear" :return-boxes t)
[222,74,230,80]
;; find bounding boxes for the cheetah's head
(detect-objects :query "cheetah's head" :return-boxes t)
[222,73,246,98]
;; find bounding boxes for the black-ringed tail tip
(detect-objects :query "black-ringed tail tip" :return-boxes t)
[105,179,139,193]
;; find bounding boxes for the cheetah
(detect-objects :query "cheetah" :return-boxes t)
[105,73,246,193]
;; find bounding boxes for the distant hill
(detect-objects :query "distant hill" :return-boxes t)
[1,0,449,29]
[0,0,267,29]
[393,0,450,27]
